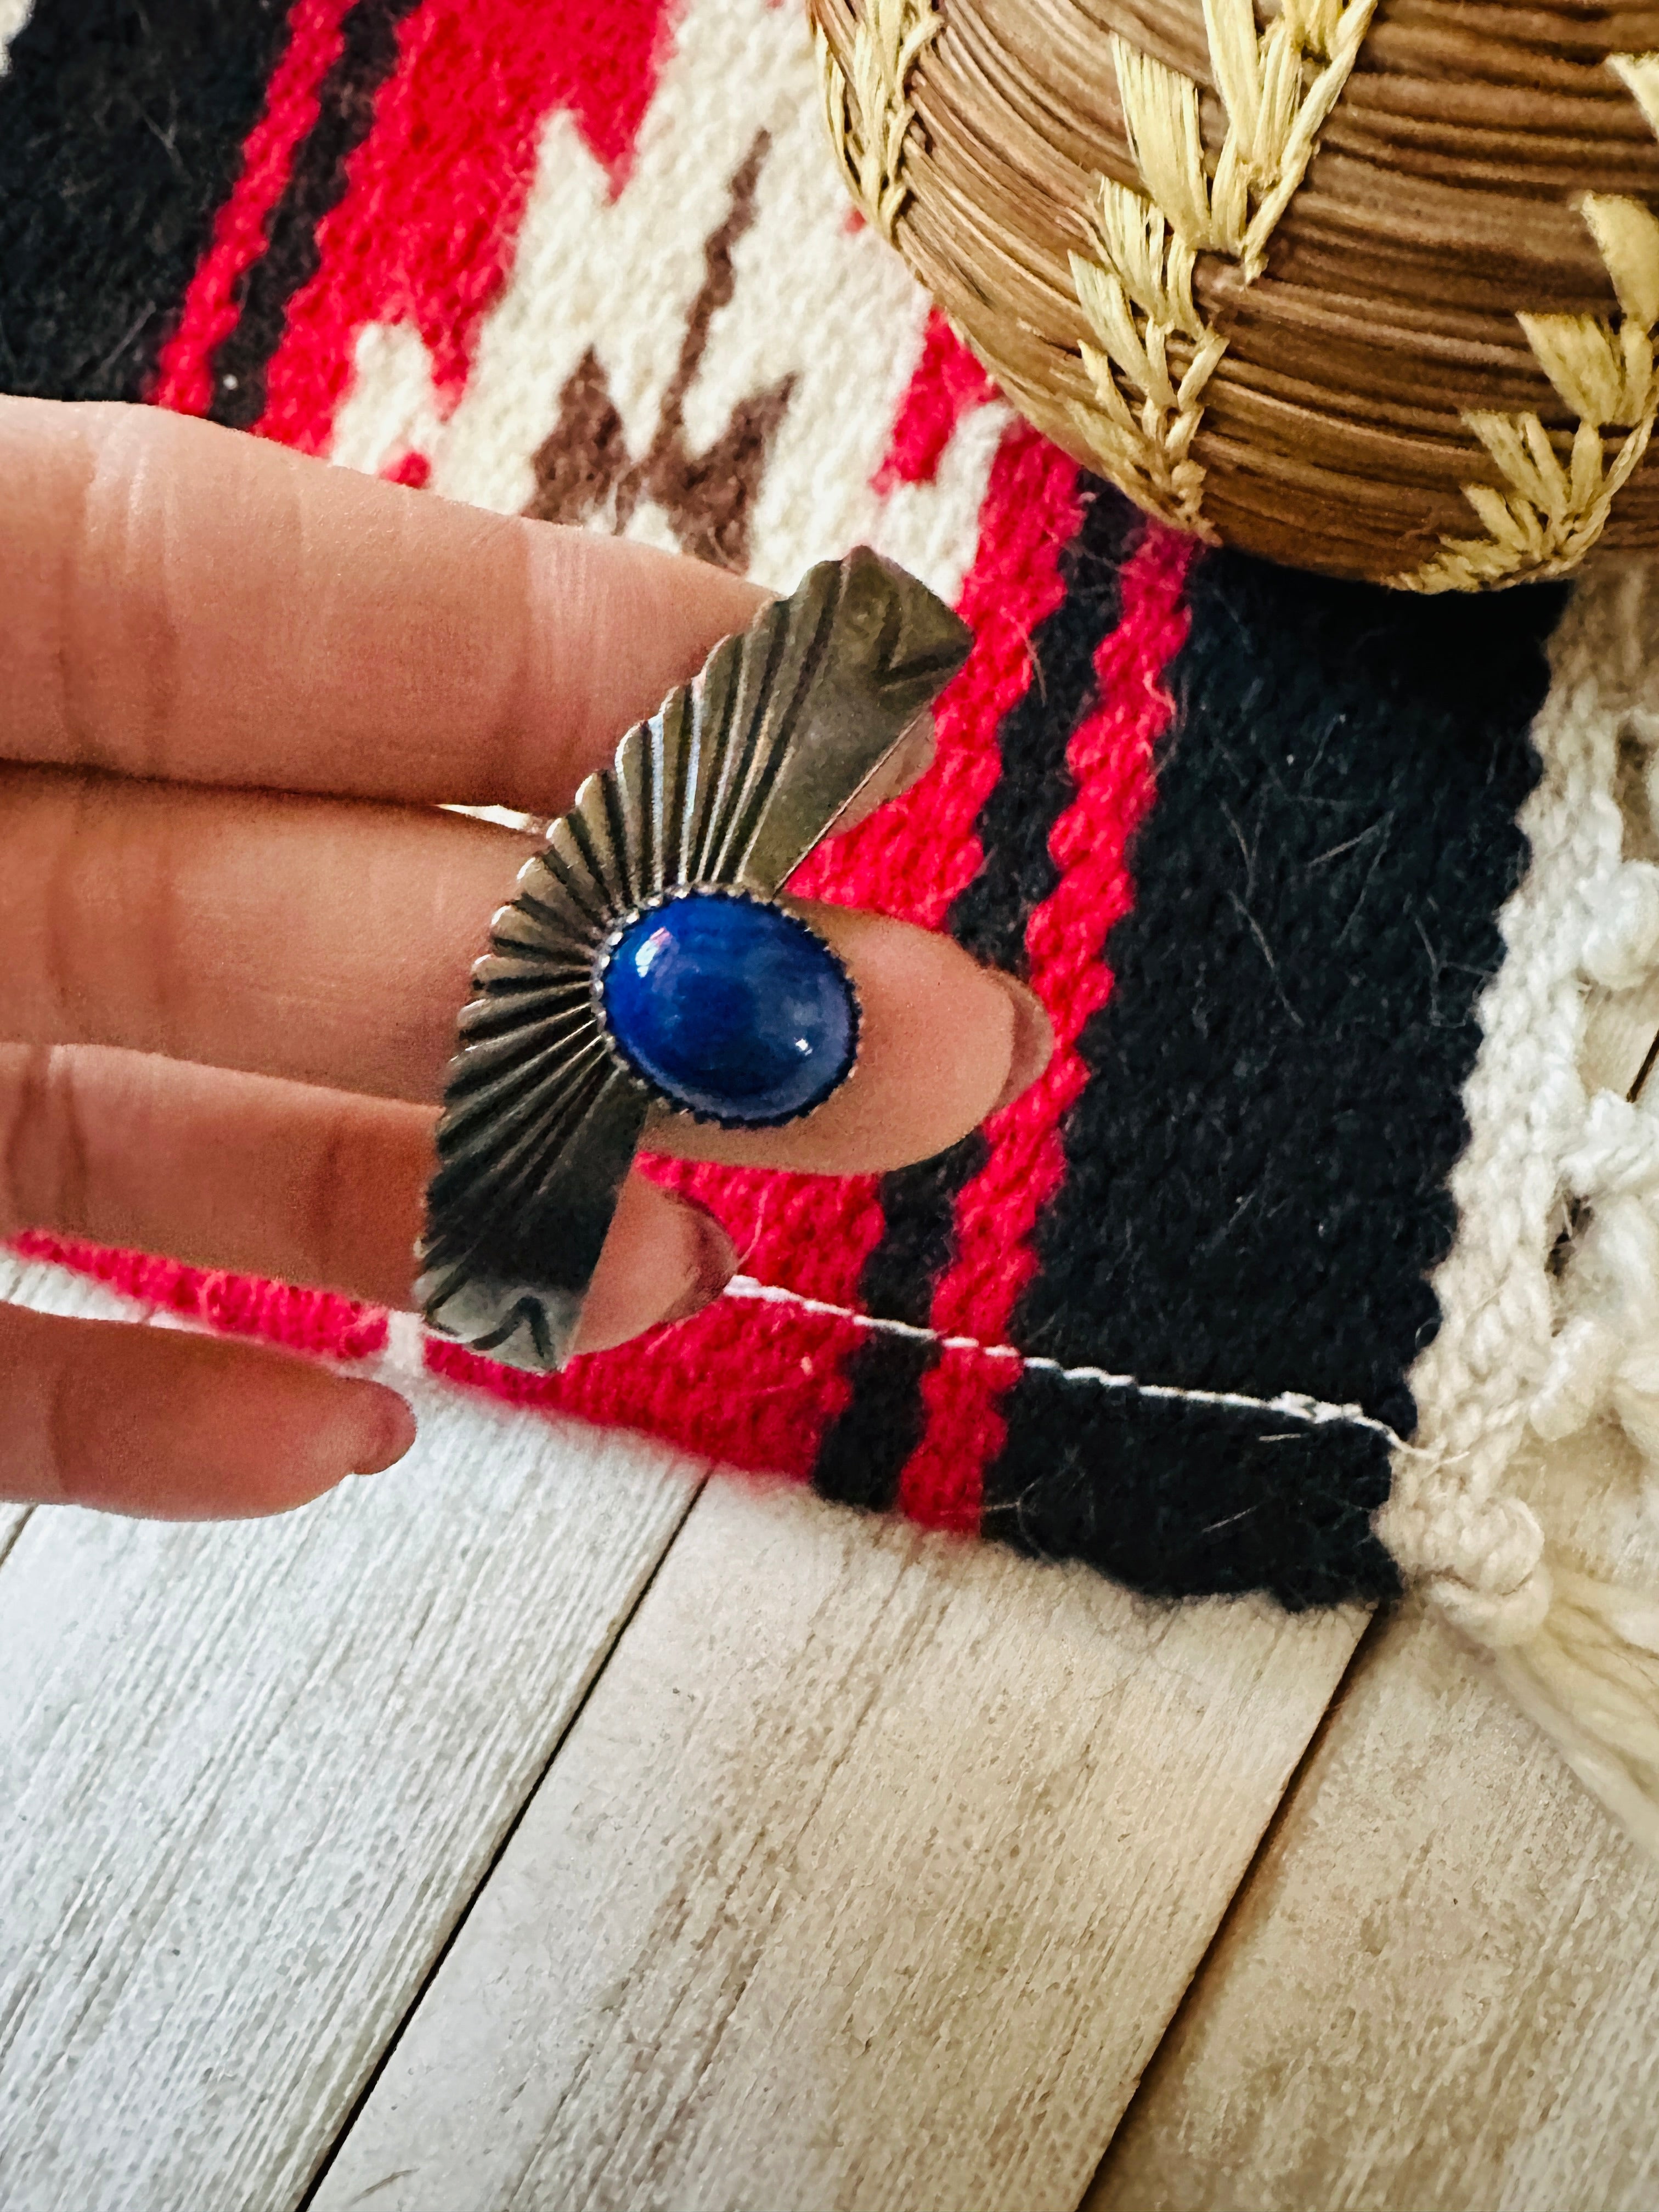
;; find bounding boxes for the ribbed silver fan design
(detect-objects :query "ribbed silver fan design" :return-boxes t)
[416,546,974,1373]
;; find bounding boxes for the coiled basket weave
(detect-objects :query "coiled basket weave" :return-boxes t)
[809,0,1659,589]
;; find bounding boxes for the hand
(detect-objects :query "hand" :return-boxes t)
[0,399,1051,1520]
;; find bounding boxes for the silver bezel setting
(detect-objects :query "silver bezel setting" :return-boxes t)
[591,884,862,1132]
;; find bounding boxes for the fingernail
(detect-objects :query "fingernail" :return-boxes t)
[658,1199,738,1327]
[990,975,1054,1113]
[351,1384,417,1475]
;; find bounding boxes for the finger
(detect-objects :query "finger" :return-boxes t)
[0,1300,414,1517]
[0,766,532,1097]
[0,770,1048,1167]
[1,396,765,811]
[647,903,1053,1172]
[0,1046,735,1355]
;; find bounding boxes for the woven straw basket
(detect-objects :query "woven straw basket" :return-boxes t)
[810,0,1659,589]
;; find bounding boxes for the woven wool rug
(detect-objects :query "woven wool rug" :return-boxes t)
[8,0,1659,1842]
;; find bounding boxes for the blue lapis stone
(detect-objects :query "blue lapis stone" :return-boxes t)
[601,891,857,1126]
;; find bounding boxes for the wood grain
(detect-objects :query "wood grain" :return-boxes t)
[1088,1582,1659,2212]
[313,1474,1365,2212]
[0,1294,705,2212]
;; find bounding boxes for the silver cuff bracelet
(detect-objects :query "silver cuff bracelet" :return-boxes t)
[415,546,973,1374]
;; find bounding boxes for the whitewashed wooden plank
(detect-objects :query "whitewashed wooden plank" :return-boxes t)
[314,1474,1364,2212]
[0,1368,706,2212]
[1088,1579,1659,2212]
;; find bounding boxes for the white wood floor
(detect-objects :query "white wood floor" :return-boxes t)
[2,1247,1655,2211]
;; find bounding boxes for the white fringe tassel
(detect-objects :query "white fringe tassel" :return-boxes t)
[1384,554,1659,1851]
[1498,1571,1659,1857]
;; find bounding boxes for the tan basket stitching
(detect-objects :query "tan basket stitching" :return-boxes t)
[1068,0,1378,534]
[1396,54,1659,592]
[815,0,941,246]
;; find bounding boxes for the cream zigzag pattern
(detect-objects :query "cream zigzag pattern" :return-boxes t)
[1068,0,1376,534]
[1398,55,1659,591]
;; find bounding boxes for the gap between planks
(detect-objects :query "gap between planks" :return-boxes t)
[1087,1582,1659,2212]
[0,1249,713,2212]
[295,985,1659,2209]
[1086,979,1659,2211]
[0,1504,31,1571]
[5,962,1658,2211]
[307,1475,1366,2212]
[0,1244,1374,2212]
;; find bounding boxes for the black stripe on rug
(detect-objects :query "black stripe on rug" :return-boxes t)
[811,481,1139,1513]
[985,1380,1402,1609]
[981,552,1566,1606]
[209,0,421,430]
[0,0,295,401]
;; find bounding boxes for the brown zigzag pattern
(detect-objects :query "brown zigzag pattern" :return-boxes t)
[523,131,794,573]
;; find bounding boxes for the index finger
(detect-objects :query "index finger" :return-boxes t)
[1,397,767,815]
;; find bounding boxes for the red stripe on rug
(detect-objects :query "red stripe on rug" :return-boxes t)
[791,423,1082,929]
[251,0,680,450]
[148,0,356,417]
[12,1232,388,1361]
[432,421,1085,1470]
[873,309,997,493]
[895,521,1199,1534]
